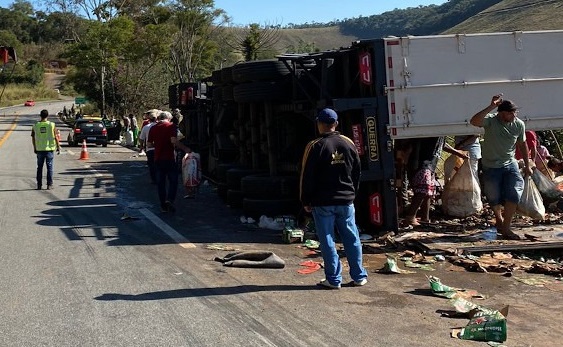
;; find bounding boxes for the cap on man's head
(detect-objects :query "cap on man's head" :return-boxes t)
[498,100,518,112]
[316,108,338,124]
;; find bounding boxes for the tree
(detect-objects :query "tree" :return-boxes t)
[228,23,281,61]
[167,0,229,82]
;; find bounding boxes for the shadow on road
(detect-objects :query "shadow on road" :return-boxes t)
[95,284,317,301]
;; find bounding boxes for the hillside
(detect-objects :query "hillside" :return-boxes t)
[444,0,563,33]
[276,0,563,52]
[277,27,357,51]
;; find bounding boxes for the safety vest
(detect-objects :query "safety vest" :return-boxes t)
[33,121,57,151]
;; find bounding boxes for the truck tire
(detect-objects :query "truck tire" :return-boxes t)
[241,174,299,199]
[222,84,234,101]
[217,182,228,200]
[226,168,263,190]
[212,86,223,102]
[227,189,244,208]
[232,60,291,83]
[210,70,222,84]
[242,198,301,218]
[221,66,234,84]
[216,163,239,183]
[233,81,289,103]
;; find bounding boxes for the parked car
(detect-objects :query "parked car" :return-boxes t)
[24,100,35,106]
[67,118,108,147]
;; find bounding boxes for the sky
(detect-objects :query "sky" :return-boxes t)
[0,1,447,26]
[213,0,448,26]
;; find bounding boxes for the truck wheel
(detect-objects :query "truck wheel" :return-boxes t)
[241,174,299,199]
[222,84,234,101]
[212,86,223,102]
[221,66,234,84]
[210,70,222,84]
[232,60,291,83]
[227,189,244,208]
[233,81,289,103]
[216,163,239,183]
[216,183,229,201]
[226,168,264,190]
[242,198,301,218]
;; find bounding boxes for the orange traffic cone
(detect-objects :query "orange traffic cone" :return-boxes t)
[79,139,89,160]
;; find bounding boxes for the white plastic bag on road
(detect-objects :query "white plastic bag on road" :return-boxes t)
[441,159,483,217]
[517,175,545,220]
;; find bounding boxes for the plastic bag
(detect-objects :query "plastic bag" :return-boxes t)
[182,152,201,188]
[124,130,134,146]
[443,154,465,185]
[442,159,483,217]
[531,168,563,201]
[517,175,545,220]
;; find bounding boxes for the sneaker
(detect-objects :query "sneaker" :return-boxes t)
[47,185,54,190]
[36,185,42,190]
[317,279,341,289]
[160,204,169,213]
[352,278,368,287]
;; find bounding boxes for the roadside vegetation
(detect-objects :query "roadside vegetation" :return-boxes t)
[0,0,561,130]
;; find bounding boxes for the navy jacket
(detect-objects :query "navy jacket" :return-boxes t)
[300,131,361,206]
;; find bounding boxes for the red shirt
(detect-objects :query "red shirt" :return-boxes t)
[515,130,537,160]
[148,121,176,161]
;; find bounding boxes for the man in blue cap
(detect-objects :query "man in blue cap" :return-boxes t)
[300,108,368,289]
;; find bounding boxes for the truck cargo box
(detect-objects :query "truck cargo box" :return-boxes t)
[385,30,563,139]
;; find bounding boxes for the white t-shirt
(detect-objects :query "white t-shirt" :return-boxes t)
[139,122,156,151]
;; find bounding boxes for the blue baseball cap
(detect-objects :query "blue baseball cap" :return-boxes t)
[316,108,338,124]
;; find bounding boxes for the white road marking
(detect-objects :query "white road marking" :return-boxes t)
[140,208,196,249]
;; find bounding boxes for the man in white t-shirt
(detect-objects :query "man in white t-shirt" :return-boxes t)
[138,110,159,184]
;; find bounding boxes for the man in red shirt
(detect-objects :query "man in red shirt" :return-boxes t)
[148,111,190,212]
[515,130,538,163]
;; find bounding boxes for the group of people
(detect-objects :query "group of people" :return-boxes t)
[32,107,195,213]
[136,109,192,212]
[298,94,549,289]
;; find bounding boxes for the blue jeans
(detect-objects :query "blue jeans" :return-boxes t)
[155,160,178,206]
[312,204,367,285]
[482,161,523,205]
[36,151,54,187]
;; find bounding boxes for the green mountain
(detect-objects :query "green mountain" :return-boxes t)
[277,0,563,52]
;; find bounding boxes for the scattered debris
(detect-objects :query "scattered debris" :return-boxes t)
[205,244,240,251]
[282,227,304,243]
[426,276,506,343]
[120,213,140,221]
[297,260,322,274]
[378,257,415,274]
[303,239,320,249]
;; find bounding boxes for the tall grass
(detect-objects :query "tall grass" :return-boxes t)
[0,83,60,107]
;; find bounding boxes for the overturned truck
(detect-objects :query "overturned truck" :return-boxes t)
[170,30,563,234]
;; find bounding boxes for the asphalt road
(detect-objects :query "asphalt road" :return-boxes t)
[0,101,560,347]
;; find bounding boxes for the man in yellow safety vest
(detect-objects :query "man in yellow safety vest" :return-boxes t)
[31,109,61,190]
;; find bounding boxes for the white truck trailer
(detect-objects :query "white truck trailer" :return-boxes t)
[171,29,563,233]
